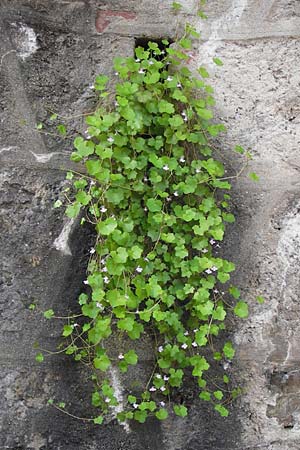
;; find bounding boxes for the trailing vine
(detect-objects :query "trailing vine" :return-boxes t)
[36,3,263,426]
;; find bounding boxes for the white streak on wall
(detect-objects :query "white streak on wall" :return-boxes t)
[109,367,130,433]
[30,150,69,163]
[18,24,39,60]
[200,0,248,64]
[0,146,19,154]
[53,219,74,256]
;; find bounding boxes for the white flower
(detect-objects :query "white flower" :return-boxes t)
[144,257,149,262]
[90,248,96,255]
[83,280,89,285]
[90,180,96,186]
[144,207,148,212]
[161,50,165,54]
[196,168,201,173]
[167,197,171,202]
[158,346,164,353]
[84,130,91,139]
[136,266,143,273]
[209,239,216,245]
[73,323,80,327]
[135,58,141,62]
[202,249,208,253]
[133,403,139,409]
[96,302,103,309]
[149,61,154,65]
[89,83,94,89]
[205,269,212,274]
[138,69,145,74]
[177,83,182,88]
[192,341,198,347]
[179,157,185,163]
[107,137,114,143]
[115,101,118,107]
[222,291,225,295]
[160,401,166,407]
[211,266,218,272]
[101,258,106,264]
[163,375,169,381]
[181,343,188,350]
[214,289,219,293]
[156,374,162,379]
[102,266,108,272]
[166,76,173,81]
[100,206,107,213]
[115,72,119,76]
[184,331,189,336]
[216,244,221,248]
[174,191,179,197]
[103,276,109,284]
[163,165,169,171]
[149,386,156,392]
[105,397,110,403]
[193,329,198,333]
[160,386,166,392]
[118,353,124,360]
[144,177,148,181]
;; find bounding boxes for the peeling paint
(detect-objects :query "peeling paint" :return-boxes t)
[200,0,248,64]
[53,219,74,256]
[16,24,39,60]
[109,367,130,433]
[30,150,69,163]
[0,146,19,154]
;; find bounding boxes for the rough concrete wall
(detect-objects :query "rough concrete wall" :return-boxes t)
[0,0,300,449]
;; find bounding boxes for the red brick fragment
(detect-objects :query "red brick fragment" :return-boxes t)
[95,10,137,33]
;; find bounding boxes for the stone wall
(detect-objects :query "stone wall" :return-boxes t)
[1,1,300,449]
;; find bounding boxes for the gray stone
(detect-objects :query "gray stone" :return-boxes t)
[1,0,300,449]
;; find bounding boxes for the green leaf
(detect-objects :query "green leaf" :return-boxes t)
[249,172,259,182]
[158,100,175,114]
[213,390,223,400]
[146,198,162,212]
[117,317,135,332]
[44,309,54,319]
[62,325,73,337]
[65,202,81,218]
[199,391,211,401]
[93,415,104,425]
[155,408,169,420]
[214,404,229,417]
[213,57,223,66]
[76,191,91,206]
[94,354,111,371]
[256,295,265,304]
[223,341,235,359]
[128,245,143,259]
[124,350,138,365]
[234,301,249,318]
[173,405,188,417]
[134,410,147,423]
[128,395,137,404]
[172,1,182,10]
[96,218,118,235]
[57,124,67,136]
[54,200,62,208]
[229,285,240,299]
[198,66,210,78]
[50,113,58,120]
[36,123,43,130]
[35,352,44,363]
